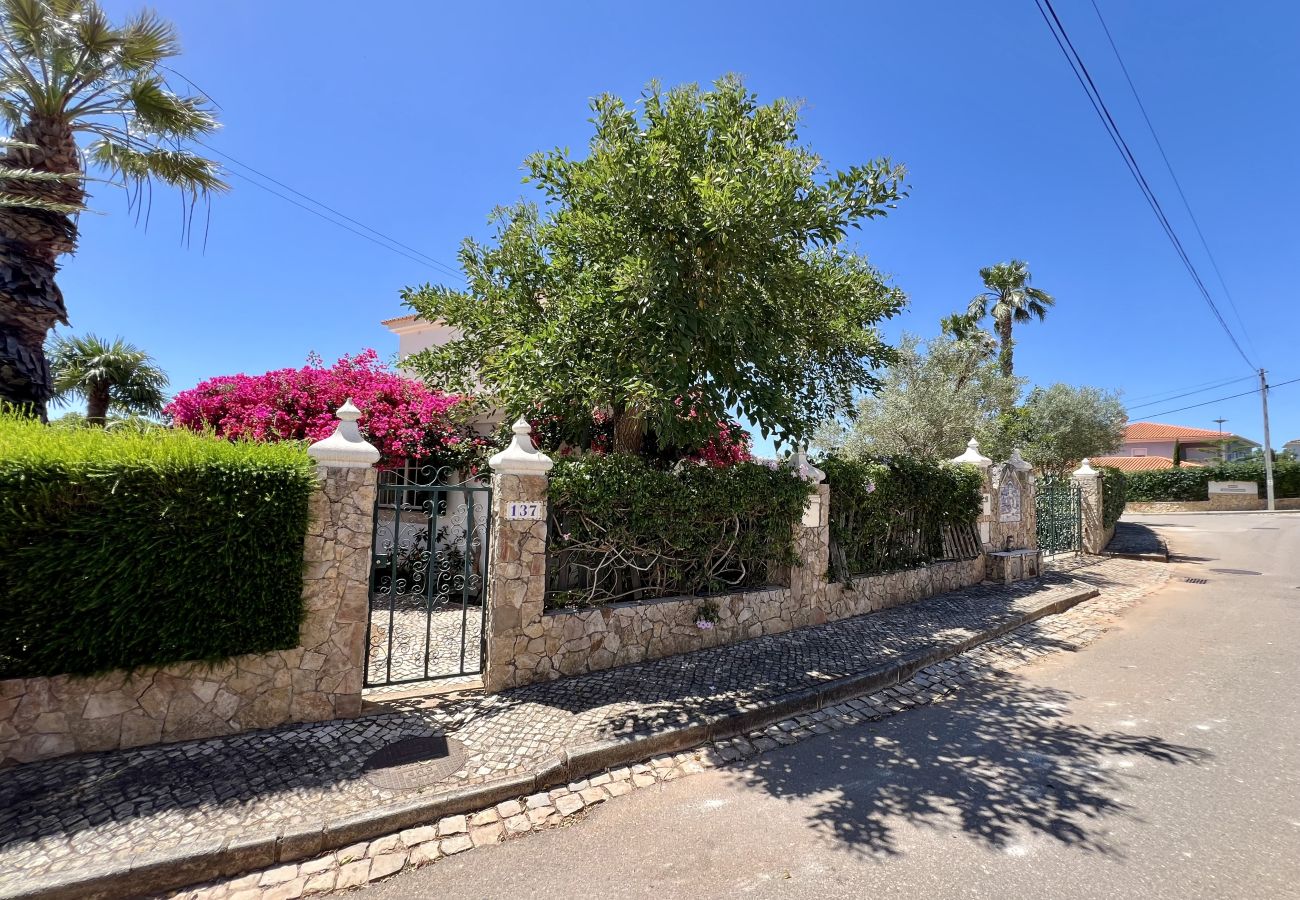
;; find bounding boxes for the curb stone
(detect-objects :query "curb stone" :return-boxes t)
[8,583,1099,900]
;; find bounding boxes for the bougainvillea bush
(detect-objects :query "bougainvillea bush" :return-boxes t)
[167,350,488,469]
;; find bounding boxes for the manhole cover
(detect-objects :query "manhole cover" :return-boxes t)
[1183,577,1209,584]
[362,736,468,790]
[1208,568,1262,576]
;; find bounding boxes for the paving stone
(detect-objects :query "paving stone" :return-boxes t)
[496,799,524,818]
[554,794,585,816]
[258,864,300,887]
[470,822,504,847]
[263,877,306,900]
[410,843,441,867]
[579,787,608,805]
[336,842,368,864]
[368,852,407,881]
[439,835,473,855]
[605,780,634,797]
[468,809,499,827]
[527,806,555,826]
[632,772,657,788]
[368,834,403,856]
[335,860,370,890]
[436,814,467,836]
[398,826,438,847]
[525,792,552,809]
[302,870,336,894]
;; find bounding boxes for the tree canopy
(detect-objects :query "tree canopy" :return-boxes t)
[402,76,908,454]
[48,332,166,426]
[815,328,1023,459]
[981,383,1126,474]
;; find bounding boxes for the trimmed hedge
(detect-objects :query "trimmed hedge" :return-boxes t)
[0,415,318,679]
[821,454,983,579]
[1100,466,1127,528]
[1124,459,1300,502]
[545,454,814,608]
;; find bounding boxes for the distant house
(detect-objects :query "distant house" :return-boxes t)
[381,313,461,369]
[1284,438,1300,458]
[1092,421,1258,472]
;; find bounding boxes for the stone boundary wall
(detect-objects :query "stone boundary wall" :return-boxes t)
[0,465,373,768]
[1126,497,1300,514]
[506,554,985,684]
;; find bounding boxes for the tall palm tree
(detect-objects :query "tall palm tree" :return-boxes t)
[0,0,225,419]
[966,260,1055,378]
[49,332,166,425]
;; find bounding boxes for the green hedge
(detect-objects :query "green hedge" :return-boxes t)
[821,454,983,579]
[0,415,318,679]
[1124,459,1300,502]
[1100,466,1127,528]
[545,455,814,608]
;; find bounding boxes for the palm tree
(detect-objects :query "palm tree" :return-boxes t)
[0,0,225,419]
[49,332,166,425]
[966,260,1055,378]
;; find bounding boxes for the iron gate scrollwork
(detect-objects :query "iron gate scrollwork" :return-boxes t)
[366,462,490,687]
[1035,473,1082,555]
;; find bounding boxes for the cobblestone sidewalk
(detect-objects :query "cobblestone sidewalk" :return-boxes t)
[0,557,1166,899]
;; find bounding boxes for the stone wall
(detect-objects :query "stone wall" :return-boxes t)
[824,557,987,620]
[0,465,373,768]
[1126,497,1300,514]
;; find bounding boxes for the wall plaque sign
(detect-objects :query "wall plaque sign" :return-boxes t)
[1208,481,1256,495]
[997,473,1022,523]
[505,501,545,520]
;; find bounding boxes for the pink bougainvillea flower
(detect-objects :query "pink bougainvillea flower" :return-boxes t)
[165,350,489,468]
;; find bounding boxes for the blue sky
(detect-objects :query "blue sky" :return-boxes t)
[60,1,1300,451]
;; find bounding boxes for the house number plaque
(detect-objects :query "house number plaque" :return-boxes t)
[506,501,545,520]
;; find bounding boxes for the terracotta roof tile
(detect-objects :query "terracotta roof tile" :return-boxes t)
[1092,455,1205,472]
[380,313,422,327]
[1124,421,1248,442]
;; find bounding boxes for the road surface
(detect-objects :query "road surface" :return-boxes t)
[361,512,1300,899]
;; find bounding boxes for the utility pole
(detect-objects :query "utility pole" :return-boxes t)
[1259,368,1276,512]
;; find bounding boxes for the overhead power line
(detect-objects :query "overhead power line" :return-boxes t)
[198,141,463,280]
[1140,374,1299,419]
[1125,374,1256,411]
[1087,0,1258,362]
[1032,0,1257,372]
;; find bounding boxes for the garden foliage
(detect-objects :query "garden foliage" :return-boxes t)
[167,350,486,469]
[1124,459,1300,502]
[1099,466,1127,528]
[0,414,317,679]
[821,454,983,579]
[545,454,813,608]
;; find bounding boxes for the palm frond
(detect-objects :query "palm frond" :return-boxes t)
[0,189,81,212]
[117,9,177,70]
[126,75,218,137]
[87,138,226,193]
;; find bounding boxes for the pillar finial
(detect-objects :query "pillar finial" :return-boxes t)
[489,418,554,475]
[307,399,381,468]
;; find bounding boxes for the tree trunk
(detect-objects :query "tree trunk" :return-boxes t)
[997,316,1014,379]
[612,403,646,455]
[86,384,111,427]
[0,117,81,420]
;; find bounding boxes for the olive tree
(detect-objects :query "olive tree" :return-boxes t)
[402,76,907,454]
[982,383,1127,474]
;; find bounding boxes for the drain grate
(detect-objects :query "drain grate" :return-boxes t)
[1183,577,1209,584]
[362,735,468,790]
[1209,568,1262,576]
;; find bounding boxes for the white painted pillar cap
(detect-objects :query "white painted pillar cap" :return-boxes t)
[952,437,992,468]
[489,418,554,475]
[307,399,381,468]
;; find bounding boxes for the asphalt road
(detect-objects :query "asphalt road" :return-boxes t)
[361,512,1300,899]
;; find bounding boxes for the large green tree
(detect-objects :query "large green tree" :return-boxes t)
[403,76,908,454]
[981,383,1126,474]
[0,0,224,419]
[49,332,166,425]
[815,326,1023,459]
[966,260,1055,378]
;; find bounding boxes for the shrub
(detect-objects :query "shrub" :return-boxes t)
[1099,466,1127,528]
[821,454,983,579]
[167,350,489,469]
[0,414,318,679]
[545,454,813,607]
[1124,459,1300,502]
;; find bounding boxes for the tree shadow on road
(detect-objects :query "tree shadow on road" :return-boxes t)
[729,675,1210,858]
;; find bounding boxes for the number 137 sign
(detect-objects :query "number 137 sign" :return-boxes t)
[506,501,545,520]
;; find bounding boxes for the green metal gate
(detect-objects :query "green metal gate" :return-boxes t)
[1035,474,1082,555]
[366,463,490,687]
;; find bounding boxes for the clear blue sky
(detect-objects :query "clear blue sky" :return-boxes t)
[60,1,1300,451]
